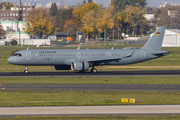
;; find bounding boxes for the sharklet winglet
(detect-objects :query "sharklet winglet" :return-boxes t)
[123,47,136,58]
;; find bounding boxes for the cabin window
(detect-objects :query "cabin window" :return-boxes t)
[13,53,22,57]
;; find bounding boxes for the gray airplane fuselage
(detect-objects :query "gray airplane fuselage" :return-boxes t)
[7,48,167,66]
[7,26,169,73]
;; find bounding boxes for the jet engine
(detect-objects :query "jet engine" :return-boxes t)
[71,62,89,71]
[54,65,71,70]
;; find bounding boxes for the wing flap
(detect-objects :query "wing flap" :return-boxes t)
[85,57,122,62]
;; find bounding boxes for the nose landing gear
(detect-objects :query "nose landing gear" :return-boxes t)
[24,66,28,74]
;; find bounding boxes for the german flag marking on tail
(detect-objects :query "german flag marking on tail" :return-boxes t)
[156,32,160,35]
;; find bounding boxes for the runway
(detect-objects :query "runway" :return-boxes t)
[0,70,180,77]
[1,84,180,92]
[0,105,180,117]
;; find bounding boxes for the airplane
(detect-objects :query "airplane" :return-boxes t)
[7,26,169,73]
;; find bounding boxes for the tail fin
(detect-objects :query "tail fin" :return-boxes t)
[141,26,166,50]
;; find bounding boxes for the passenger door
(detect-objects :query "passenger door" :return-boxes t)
[140,51,145,59]
[26,51,31,60]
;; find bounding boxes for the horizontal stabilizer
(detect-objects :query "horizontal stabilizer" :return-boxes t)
[153,51,169,56]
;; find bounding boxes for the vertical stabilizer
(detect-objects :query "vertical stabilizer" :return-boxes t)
[141,26,166,50]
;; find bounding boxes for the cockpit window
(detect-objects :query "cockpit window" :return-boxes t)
[13,53,22,57]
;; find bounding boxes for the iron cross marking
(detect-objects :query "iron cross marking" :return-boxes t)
[45,58,52,61]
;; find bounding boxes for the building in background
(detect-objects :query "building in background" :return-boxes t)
[159,0,180,8]
[159,0,168,8]
[162,29,180,47]
[20,39,50,46]
[0,5,35,21]
[36,3,43,8]
[24,2,31,6]
[151,29,180,47]
[144,14,154,21]
[0,1,37,43]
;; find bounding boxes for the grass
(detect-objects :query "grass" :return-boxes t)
[1,115,180,120]
[0,91,180,107]
[1,76,180,85]
[0,46,180,72]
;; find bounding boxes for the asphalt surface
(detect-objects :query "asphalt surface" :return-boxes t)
[0,70,180,77]
[1,84,180,92]
[0,105,180,117]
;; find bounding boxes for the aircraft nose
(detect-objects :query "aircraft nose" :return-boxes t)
[7,57,13,64]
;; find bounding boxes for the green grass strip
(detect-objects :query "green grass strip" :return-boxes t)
[1,76,180,84]
[0,91,180,107]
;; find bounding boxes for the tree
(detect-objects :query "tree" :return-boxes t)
[83,6,114,41]
[10,40,17,46]
[25,8,56,39]
[0,24,6,39]
[83,0,86,4]
[114,11,129,35]
[88,0,93,3]
[111,0,126,11]
[56,7,74,32]
[0,2,14,10]
[124,6,145,35]
[63,18,81,36]
[50,3,58,16]
[112,0,147,11]
[154,8,161,18]
[73,2,99,24]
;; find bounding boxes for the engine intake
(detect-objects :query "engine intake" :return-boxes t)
[54,65,71,70]
[71,62,89,71]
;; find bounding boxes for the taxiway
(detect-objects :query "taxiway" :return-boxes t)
[0,105,180,117]
[0,70,180,77]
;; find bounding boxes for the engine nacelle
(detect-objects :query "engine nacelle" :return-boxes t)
[54,65,71,70]
[71,62,89,71]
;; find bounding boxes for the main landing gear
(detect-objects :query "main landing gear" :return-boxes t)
[24,66,28,74]
[91,68,97,73]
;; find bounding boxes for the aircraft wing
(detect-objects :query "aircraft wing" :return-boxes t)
[85,57,122,62]
[64,57,122,65]
[80,48,136,63]
[64,48,136,65]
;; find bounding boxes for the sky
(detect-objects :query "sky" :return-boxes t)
[3,0,180,7]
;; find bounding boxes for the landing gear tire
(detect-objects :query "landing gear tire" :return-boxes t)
[91,68,97,73]
[24,66,28,74]
[24,70,28,74]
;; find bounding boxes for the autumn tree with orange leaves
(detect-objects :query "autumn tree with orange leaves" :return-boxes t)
[25,8,56,39]
[73,2,99,24]
[83,5,114,41]
[124,6,145,35]
[63,18,80,35]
